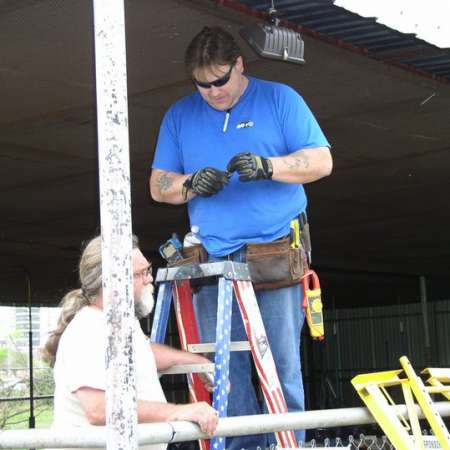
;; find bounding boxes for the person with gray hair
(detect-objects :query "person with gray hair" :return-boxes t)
[43,235,218,450]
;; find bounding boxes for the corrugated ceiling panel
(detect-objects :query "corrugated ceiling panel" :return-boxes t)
[236,0,450,82]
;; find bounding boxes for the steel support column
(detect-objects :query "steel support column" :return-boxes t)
[92,0,137,449]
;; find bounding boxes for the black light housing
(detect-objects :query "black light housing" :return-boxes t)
[240,23,305,64]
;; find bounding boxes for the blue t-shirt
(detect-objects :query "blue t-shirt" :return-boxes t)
[152,77,330,256]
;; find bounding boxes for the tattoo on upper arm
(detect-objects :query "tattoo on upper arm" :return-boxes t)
[283,152,310,170]
[157,173,174,192]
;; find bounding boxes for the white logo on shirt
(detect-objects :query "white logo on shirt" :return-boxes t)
[236,120,254,129]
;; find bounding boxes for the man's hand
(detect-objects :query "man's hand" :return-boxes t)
[168,402,219,436]
[184,167,229,197]
[227,152,273,181]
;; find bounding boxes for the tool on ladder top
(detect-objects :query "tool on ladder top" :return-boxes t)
[158,234,183,265]
[151,261,299,450]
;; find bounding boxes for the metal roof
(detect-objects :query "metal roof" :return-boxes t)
[1,0,450,306]
[235,0,450,82]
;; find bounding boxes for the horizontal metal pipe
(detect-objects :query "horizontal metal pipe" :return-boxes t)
[1,402,450,448]
[0,395,53,402]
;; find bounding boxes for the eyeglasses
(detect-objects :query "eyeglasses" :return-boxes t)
[193,64,234,89]
[133,265,152,280]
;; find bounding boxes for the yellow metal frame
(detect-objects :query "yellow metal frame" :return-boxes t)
[351,356,450,450]
[400,356,450,447]
[422,367,450,401]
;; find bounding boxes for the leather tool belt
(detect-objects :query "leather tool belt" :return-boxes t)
[169,215,310,291]
[246,235,306,290]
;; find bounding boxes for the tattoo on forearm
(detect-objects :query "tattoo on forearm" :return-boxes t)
[157,173,174,192]
[283,153,310,170]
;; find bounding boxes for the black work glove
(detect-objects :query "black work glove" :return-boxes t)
[227,152,273,181]
[183,167,229,198]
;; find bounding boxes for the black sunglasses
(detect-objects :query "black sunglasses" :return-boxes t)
[193,64,234,89]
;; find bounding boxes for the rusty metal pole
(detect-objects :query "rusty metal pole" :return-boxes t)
[420,275,432,365]
[92,1,137,449]
[25,271,35,450]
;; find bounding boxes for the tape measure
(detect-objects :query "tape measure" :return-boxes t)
[302,270,324,341]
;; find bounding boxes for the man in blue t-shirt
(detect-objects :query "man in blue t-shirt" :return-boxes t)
[150,26,332,449]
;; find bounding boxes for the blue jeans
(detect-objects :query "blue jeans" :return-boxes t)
[193,248,306,450]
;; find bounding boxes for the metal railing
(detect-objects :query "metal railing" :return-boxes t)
[1,402,450,449]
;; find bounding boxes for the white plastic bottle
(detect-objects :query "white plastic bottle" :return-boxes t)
[183,225,201,248]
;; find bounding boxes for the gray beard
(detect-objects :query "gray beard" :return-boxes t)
[135,284,155,319]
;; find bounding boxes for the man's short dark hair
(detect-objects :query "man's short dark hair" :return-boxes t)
[185,26,242,74]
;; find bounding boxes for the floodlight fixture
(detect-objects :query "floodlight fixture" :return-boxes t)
[239,1,305,65]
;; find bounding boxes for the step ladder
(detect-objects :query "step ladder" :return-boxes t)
[151,261,298,450]
[351,356,450,450]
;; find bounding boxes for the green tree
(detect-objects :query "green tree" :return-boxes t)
[0,347,7,366]
[0,333,54,429]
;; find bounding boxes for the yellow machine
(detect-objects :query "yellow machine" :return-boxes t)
[352,356,450,450]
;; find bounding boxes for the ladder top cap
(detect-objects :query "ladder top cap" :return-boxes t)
[155,261,252,282]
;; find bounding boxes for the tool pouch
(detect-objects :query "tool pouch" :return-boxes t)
[168,244,208,267]
[246,236,306,290]
[167,245,210,292]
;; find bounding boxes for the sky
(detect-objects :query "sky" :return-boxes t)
[335,0,450,49]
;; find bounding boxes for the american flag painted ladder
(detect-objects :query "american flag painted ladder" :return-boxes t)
[151,261,299,450]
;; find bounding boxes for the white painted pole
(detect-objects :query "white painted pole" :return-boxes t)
[92,0,137,449]
[2,403,450,448]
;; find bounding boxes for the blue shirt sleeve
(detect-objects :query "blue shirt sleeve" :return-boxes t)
[152,107,184,173]
[276,84,330,152]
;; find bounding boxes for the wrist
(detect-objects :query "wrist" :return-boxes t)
[264,157,273,179]
[182,174,194,200]
[166,403,186,422]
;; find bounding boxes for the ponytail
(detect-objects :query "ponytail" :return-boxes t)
[42,289,90,367]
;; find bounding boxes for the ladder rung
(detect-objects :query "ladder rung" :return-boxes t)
[426,386,450,394]
[187,341,251,353]
[159,363,215,376]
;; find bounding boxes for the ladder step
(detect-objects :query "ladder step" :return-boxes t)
[159,363,215,376]
[187,341,251,353]
[151,270,299,449]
